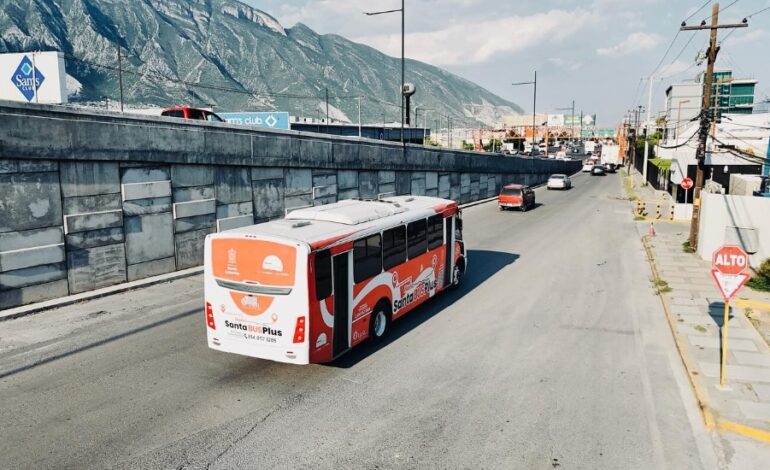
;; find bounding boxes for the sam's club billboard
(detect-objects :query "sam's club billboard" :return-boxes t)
[1,51,68,104]
[219,112,290,130]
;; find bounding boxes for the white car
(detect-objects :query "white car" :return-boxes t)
[547,174,572,190]
[582,163,594,172]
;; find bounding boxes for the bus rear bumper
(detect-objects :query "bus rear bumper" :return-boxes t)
[207,335,309,365]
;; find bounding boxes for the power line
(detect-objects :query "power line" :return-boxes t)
[702,0,741,21]
[745,5,770,19]
[650,30,681,75]
[65,54,357,101]
[684,0,714,22]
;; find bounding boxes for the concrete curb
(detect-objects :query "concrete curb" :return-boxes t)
[641,235,770,444]
[0,267,203,322]
[0,194,515,321]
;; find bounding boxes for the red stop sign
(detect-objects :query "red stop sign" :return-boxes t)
[712,245,749,275]
[680,178,693,190]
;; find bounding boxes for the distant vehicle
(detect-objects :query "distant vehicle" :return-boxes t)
[591,165,606,176]
[555,151,567,159]
[499,184,535,211]
[203,196,465,364]
[753,176,770,197]
[603,163,616,173]
[161,106,224,122]
[584,141,596,154]
[582,162,594,172]
[547,174,572,190]
[600,145,620,165]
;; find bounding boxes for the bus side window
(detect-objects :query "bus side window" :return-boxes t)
[427,214,443,250]
[353,234,382,283]
[382,225,406,270]
[455,217,463,241]
[315,250,332,300]
[407,219,427,259]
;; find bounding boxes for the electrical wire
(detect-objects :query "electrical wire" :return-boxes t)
[650,30,681,76]
[65,53,379,102]
[702,0,740,21]
[658,32,698,77]
[745,5,770,19]
[684,0,714,23]
[658,129,699,148]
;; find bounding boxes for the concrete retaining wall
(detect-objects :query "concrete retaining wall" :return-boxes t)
[0,101,580,309]
[697,193,770,269]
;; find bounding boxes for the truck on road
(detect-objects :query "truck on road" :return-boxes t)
[600,144,620,165]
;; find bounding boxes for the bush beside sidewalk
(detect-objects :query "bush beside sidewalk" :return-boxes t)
[641,222,770,447]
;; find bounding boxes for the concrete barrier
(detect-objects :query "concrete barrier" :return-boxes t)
[0,100,581,309]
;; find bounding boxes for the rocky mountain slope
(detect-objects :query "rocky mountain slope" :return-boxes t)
[0,0,522,125]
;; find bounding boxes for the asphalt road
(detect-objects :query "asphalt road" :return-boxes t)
[0,171,719,469]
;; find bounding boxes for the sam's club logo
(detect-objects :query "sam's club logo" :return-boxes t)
[12,55,45,101]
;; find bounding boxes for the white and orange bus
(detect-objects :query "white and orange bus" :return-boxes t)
[203,195,466,364]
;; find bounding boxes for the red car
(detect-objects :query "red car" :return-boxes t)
[498,184,535,212]
[161,106,224,122]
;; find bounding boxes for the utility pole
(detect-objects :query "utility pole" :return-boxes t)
[401,0,404,145]
[642,75,655,185]
[325,87,330,132]
[580,110,584,142]
[357,96,362,137]
[630,105,643,175]
[681,2,748,250]
[117,45,124,112]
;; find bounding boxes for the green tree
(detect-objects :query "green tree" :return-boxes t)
[483,138,503,152]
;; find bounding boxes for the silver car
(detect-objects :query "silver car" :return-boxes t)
[547,174,572,190]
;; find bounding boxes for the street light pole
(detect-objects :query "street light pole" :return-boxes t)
[365,2,405,145]
[357,96,362,138]
[512,70,537,153]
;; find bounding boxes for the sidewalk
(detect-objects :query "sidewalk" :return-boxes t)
[643,222,770,453]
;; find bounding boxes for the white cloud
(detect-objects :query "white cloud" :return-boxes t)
[353,10,598,65]
[596,32,663,57]
[727,29,768,46]
[659,59,694,78]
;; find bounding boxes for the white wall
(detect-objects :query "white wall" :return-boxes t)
[698,193,770,268]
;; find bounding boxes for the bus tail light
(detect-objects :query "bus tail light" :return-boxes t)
[205,301,216,330]
[293,316,306,343]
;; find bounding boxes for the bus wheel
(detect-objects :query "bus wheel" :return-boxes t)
[452,259,465,288]
[369,301,391,344]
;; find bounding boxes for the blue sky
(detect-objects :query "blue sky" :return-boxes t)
[244,0,770,126]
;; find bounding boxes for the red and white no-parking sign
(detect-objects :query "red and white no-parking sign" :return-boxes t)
[680,178,694,190]
[711,245,750,301]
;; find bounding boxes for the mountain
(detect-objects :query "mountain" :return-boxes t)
[0,0,522,126]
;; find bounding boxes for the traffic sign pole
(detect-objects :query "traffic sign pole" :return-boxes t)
[721,301,729,386]
[711,244,750,387]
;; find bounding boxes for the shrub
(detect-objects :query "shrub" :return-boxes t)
[747,258,770,292]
